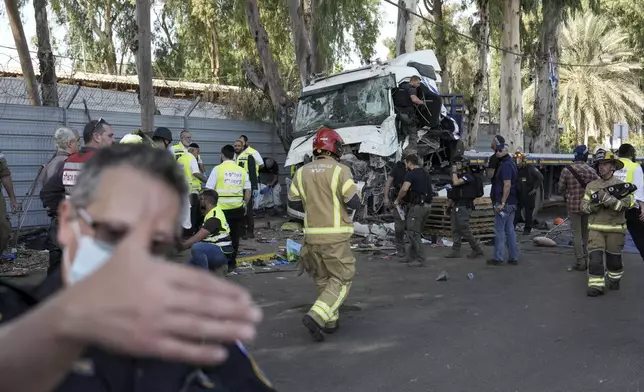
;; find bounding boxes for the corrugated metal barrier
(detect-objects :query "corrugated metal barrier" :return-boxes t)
[0,103,285,228]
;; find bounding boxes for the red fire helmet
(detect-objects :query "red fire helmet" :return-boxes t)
[312,126,344,156]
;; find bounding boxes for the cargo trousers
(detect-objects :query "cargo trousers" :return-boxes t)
[587,230,625,291]
[406,203,431,263]
[450,205,482,253]
[301,241,356,329]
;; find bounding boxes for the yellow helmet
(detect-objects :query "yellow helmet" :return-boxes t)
[120,133,144,144]
[594,148,624,170]
[513,150,526,161]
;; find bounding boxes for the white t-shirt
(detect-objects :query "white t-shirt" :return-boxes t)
[205,163,252,191]
[632,165,644,203]
[250,149,264,167]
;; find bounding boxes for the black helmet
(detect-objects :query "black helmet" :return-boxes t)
[153,127,173,142]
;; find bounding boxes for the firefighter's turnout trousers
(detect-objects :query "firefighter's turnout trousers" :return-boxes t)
[288,156,360,329]
[581,176,635,293]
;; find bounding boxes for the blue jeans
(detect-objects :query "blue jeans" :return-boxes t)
[188,242,229,271]
[493,204,519,261]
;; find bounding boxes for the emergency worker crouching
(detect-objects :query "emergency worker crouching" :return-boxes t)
[446,158,485,259]
[394,154,433,267]
[581,149,636,297]
[288,127,361,342]
[513,151,544,235]
[383,150,416,260]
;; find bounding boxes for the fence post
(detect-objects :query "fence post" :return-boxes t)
[183,96,201,131]
[62,84,82,127]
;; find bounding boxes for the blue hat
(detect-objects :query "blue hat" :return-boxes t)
[495,143,509,152]
[573,145,589,161]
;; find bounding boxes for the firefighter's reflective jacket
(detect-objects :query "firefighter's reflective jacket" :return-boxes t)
[288,156,359,244]
[581,175,636,233]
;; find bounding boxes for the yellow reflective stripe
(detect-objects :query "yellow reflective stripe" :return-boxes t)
[311,301,332,322]
[583,193,592,200]
[289,183,300,197]
[341,178,355,196]
[303,226,354,234]
[607,271,623,279]
[331,166,342,228]
[329,281,350,316]
[296,168,306,203]
[613,200,623,211]
[589,223,626,232]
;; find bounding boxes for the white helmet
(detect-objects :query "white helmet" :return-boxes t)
[120,133,144,144]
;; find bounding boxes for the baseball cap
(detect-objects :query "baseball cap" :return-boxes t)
[573,145,589,161]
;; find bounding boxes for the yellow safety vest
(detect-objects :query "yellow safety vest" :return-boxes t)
[173,143,186,161]
[237,146,260,178]
[615,157,638,184]
[177,153,202,194]
[214,160,247,210]
[202,205,233,252]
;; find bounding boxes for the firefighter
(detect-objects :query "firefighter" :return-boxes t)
[288,127,360,342]
[445,158,484,258]
[581,149,636,297]
[513,151,544,235]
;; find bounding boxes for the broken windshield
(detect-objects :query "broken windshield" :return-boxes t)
[294,74,394,137]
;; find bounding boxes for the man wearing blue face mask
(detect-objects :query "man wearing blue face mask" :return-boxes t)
[0,144,275,392]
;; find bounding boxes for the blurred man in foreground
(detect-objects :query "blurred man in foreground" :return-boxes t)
[0,144,273,392]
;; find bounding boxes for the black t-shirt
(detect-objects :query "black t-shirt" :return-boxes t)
[404,167,432,203]
[488,153,501,172]
[202,215,222,234]
[259,159,279,175]
[402,82,417,99]
[391,161,407,188]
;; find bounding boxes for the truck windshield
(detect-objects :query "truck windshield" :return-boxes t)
[294,75,393,137]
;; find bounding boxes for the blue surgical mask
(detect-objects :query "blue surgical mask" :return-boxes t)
[67,221,115,285]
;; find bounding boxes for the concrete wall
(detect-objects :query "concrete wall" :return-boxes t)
[0,103,284,228]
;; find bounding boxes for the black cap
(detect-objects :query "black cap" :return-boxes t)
[153,127,173,142]
[493,135,505,144]
[189,143,200,149]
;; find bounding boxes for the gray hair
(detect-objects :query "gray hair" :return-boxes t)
[53,127,79,151]
[70,144,188,226]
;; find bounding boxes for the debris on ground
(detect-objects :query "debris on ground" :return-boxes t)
[0,244,49,277]
[281,221,303,232]
[286,239,302,263]
[467,273,475,280]
[436,271,449,281]
[533,236,557,247]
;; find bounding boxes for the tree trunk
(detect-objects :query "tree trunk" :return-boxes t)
[5,0,41,106]
[466,0,489,149]
[208,21,220,81]
[529,0,562,153]
[33,0,58,107]
[433,0,449,93]
[245,0,295,151]
[309,0,325,74]
[395,0,419,56]
[136,0,155,135]
[500,0,523,151]
[288,0,314,86]
[103,2,118,74]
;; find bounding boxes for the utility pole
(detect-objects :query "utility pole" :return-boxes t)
[136,0,155,135]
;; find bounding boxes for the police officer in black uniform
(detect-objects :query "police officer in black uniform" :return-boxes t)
[393,76,425,145]
[446,158,485,258]
[384,158,410,259]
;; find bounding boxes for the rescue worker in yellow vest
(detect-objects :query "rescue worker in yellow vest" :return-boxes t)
[288,127,361,342]
[175,142,207,235]
[171,130,205,172]
[205,145,251,274]
[235,138,262,239]
[180,189,233,271]
[581,149,636,297]
[616,143,644,261]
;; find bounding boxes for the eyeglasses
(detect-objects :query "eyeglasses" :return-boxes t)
[91,117,106,133]
[77,209,178,256]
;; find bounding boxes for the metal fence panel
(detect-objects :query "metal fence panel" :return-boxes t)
[0,103,284,229]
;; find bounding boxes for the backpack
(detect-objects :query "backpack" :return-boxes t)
[472,172,485,198]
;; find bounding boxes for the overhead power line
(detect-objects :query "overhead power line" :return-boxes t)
[383,0,627,68]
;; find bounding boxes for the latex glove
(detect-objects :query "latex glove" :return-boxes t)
[260,187,271,195]
[252,189,259,199]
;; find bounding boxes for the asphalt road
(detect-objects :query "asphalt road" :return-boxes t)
[237,240,644,392]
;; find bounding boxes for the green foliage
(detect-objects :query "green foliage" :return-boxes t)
[381,36,395,60]
[526,12,644,144]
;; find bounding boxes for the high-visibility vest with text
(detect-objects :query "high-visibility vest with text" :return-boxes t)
[172,143,186,161]
[202,205,233,253]
[62,150,97,197]
[615,157,638,184]
[214,161,247,210]
[237,147,260,178]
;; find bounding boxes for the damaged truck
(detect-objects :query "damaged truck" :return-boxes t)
[285,50,465,221]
